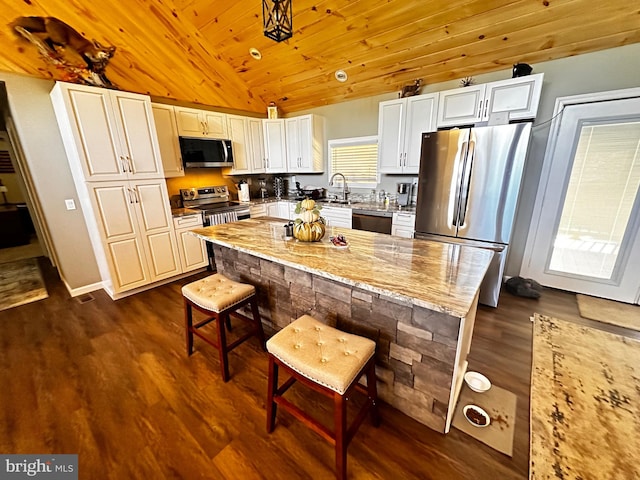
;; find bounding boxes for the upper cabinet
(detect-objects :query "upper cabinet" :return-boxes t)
[285,114,325,173]
[378,93,439,174]
[263,119,287,172]
[227,114,251,174]
[437,73,544,127]
[50,82,164,182]
[247,118,266,173]
[151,103,184,178]
[174,106,228,138]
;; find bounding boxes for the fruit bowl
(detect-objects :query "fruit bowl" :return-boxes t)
[330,235,349,249]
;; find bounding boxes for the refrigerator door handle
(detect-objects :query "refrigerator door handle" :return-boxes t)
[458,140,476,227]
[452,140,469,227]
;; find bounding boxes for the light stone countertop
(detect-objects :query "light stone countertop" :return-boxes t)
[190,218,493,318]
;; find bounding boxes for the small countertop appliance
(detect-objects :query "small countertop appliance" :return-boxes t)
[397,182,412,206]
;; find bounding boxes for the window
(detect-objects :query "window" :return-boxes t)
[328,136,378,188]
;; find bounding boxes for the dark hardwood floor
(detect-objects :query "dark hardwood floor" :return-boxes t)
[0,258,635,479]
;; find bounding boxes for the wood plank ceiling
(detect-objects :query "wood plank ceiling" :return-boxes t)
[1,0,639,115]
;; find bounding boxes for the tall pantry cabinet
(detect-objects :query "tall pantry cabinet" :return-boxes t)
[50,82,181,298]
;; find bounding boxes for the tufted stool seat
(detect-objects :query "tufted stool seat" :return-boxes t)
[266,315,380,480]
[183,274,265,382]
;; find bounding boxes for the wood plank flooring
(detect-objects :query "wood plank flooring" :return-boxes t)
[0,258,635,479]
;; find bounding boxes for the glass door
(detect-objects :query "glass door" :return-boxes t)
[522,96,640,303]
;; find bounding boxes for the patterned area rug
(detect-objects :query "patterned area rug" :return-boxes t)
[530,314,640,480]
[0,258,48,312]
[576,294,640,332]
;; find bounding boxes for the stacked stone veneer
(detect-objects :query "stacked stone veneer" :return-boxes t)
[213,244,462,433]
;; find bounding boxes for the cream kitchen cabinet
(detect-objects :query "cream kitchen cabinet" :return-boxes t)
[151,103,184,178]
[248,117,266,173]
[392,212,416,238]
[88,180,181,294]
[50,82,165,182]
[437,73,544,127]
[263,119,287,172]
[173,214,208,272]
[174,106,228,138]
[228,114,251,174]
[51,82,182,298]
[285,114,325,173]
[378,94,439,174]
[266,201,291,219]
[250,204,267,218]
[321,206,352,228]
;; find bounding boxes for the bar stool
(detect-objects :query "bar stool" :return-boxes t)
[183,274,265,382]
[266,315,380,480]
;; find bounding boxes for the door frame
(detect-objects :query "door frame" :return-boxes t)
[522,86,640,301]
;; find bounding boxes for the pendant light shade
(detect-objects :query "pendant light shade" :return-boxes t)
[263,0,293,42]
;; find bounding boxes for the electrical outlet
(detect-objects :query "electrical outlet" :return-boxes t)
[65,199,76,210]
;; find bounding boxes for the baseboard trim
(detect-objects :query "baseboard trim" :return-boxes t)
[106,269,207,301]
[63,279,104,297]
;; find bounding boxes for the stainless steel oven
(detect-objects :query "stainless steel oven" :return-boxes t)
[180,185,250,269]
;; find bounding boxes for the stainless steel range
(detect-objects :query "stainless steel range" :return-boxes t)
[180,185,251,269]
[180,185,250,225]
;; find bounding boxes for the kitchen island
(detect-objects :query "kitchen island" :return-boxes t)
[191,218,493,433]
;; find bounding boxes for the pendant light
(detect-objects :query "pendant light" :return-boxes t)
[262,0,293,42]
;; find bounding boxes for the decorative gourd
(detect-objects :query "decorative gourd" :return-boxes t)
[293,220,325,242]
[294,197,325,242]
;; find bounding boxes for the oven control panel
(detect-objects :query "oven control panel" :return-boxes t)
[180,185,229,201]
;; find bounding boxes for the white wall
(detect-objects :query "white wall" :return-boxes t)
[1,72,101,290]
[294,43,640,276]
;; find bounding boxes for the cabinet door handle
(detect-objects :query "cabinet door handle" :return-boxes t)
[127,188,134,204]
[126,156,133,173]
[479,100,483,118]
[483,99,489,118]
[119,155,127,173]
[133,187,140,204]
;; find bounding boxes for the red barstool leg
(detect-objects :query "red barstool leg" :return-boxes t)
[185,299,194,356]
[250,298,266,351]
[266,355,278,433]
[216,311,230,382]
[366,359,380,427]
[334,392,347,480]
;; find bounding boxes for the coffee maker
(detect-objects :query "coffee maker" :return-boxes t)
[397,182,412,206]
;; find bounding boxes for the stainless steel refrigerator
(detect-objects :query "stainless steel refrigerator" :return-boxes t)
[414,123,532,307]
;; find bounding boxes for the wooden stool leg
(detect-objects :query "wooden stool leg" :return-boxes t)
[366,359,380,427]
[185,299,194,356]
[216,312,230,382]
[266,355,278,433]
[250,298,266,351]
[334,392,347,480]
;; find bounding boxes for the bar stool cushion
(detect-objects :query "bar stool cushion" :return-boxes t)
[182,274,256,313]
[267,315,375,395]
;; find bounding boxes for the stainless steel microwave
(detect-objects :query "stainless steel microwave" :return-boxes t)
[179,136,234,168]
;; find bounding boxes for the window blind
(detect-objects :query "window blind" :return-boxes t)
[328,136,378,187]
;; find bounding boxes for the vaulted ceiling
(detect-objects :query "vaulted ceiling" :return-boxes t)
[1,0,638,115]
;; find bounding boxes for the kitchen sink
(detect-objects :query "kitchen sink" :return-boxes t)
[320,199,351,205]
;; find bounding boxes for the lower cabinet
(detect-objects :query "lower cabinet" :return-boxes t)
[266,201,291,219]
[88,179,181,295]
[392,212,416,238]
[250,204,267,218]
[173,214,208,272]
[321,206,352,228]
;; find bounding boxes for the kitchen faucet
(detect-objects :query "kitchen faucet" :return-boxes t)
[329,173,350,202]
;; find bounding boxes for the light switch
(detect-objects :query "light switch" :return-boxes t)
[65,199,76,210]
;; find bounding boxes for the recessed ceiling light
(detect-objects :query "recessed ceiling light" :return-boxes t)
[335,70,348,82]
[249,48,262,60]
